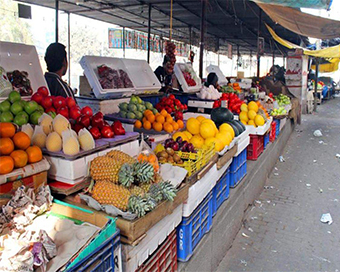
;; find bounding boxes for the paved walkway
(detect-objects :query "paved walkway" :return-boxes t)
[216,97,340,271]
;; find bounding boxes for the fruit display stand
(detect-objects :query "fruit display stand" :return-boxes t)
[187,97,215,113]
[0,41,48,100]
[122,204,182,271]
[244,117,272,135]
[174,63,201,93]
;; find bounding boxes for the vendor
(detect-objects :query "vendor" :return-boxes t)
[44,43,76,100]
[204,72,220,90]
[154,55,173,89]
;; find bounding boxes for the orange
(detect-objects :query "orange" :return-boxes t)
[144,110,153,117]
[142,117,147,123]
[0,156,14,174]
[172,122,179,131]
[156,115,165,124]
[10,150,28,168]
[0,123,16,138]
[152,122,163,132]
[147,114,155,123]
[134,120,142,129]
[166,116,173,123]
[143,121,152,130]
[12,132,31,150]
[26,146,43,164]
[0,138,15,155]
[160,109,168,117]
[163,122,174,133]
[138,153,148,162]
[177,120,184,129]
[148,154,157,163]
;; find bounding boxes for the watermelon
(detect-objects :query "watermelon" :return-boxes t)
[211,107,234,127]
[227,121,240,137]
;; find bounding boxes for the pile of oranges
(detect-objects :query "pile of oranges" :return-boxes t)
[134,109,184,133]
[0,123,43,175]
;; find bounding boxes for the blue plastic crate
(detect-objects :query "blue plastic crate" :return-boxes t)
[230,161,247,188]
[230,149,247,172]
[274,119,281,138]
[67,229,121,272]
[263,133,270,149]
[177,191,213,262]
[174,93,191,105]
[140,94,164,106]
[212,169,230,216]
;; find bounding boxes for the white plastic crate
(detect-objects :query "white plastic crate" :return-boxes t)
[188,99,214,109]
[76,96,130,115]
[0,41,48,99]
[245,117,272,135]
[174,62,201,93]
[122,204,183,272]
[182,161,231,217]
[235,134,250,157]
[47,140,139,184]
[206,65,228,85]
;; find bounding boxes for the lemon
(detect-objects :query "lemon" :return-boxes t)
[248,101,258,113]
[196,116,206,123]
[239,111,249,122]
[200,122,216,139]
[219,123,235,139]
[248,110,257,120]
[190,135,205,148]
[240,103,248,112]
[186,118,200,135]
[248,120,256,127]
[254,115,265,126]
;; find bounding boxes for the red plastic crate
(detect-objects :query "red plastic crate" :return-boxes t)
[269,121,276,142]
[136,230,177,272]
[247,134,264,160]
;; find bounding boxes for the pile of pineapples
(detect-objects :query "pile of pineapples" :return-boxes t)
[90,150,177,218]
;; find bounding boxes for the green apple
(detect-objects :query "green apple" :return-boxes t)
[10,101,24,115]
[13,111,29,126]
[24,101,38,115]
[8,91,21,104]
[0,100,11,112]
[37,105,44,112]
[30,110,43,125]
[19,100,28,108]
[0,111,14,122]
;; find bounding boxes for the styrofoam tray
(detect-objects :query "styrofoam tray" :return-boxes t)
[188,99,214,109]
[183,112,210,120]
[122,204,183,272]
[235,134,250,157]
[76,96,130,115]
[182,160,232,217]
[218,138,237,156]
[46,140,139,184]
[174,62,201,93]
[0,41,48,99]
[206,65,228,85]
[245,117,272,135]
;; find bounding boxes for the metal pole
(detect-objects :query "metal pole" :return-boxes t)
[257,9,262,78]
[189,26,192,51]
[147,4,151,63]
[123,27,126,58]
[314,58,319,111]
[67,12,71,85]
[55,0,59,42]
[272,51,275,67]
[199,0,206,79]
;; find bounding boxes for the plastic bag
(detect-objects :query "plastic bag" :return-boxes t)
[62,129,80,156]
[38,113,53,135]
[78,128,95,151]
[21,124,34,140]
[137,134,159,172]
[0,66,13,97]
[31,126,47,148]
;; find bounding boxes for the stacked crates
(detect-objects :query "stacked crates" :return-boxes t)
[230,149,247,187]
[247,135,264,160]
[269,121,276,142]
[263,133,270,149]
[212,169,230,216]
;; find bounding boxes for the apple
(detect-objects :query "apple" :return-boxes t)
[89,127,101,139]
[69,106,81,120]
[81,106,93,117]
[72,123,84,133]
[66,97,76,108]
[0,100,11,112]
[101,125,114,138]
[53,96,66,109]
[10,101,23,115]
[31,92,43,105]
[24,101,39,115]
[30,110,43,125]
[79,115,91,128]
[57,107,69,119]
[41,96,53,109]
[8,91,21,104]
[0,111,14,122]
[91,112,104,128]
[45,107,56,113]
[37,86,49,97]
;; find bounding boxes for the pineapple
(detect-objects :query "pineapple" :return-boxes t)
[118,163,134,187]
[140,183,152,193]
[90,156,122,183]
[134,162,154,184]
[129,185,145,197]
[154,172,162,184]
[128,195,156,218]
[149,183,163,203]
[92,180,131,211]
[106,150,135,164]
[159,181,177,201]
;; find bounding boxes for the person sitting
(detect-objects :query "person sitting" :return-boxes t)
[44,43,76,99]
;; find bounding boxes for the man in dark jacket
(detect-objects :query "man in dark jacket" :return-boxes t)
[154,55,173,89]
[44,43,76,99]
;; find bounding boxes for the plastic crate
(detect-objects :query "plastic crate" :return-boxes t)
[274,119,281,139]
[140,94,164,106]
[136,230,177,272]
[263,133,270,149]
[230,149,247,172]
[174,93,191,105]
[269,121,276,142]
[247,134,264,161]
[230,149,247,188]
[67,229,121,272]
[177,191,213,262]
[212,169,230,216]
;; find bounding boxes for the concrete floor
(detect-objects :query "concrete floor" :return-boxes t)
[216,97,340,271]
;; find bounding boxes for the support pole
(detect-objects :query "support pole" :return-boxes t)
[272,51,275,67]
[199,0,206,80]
[147,4,151,63]
[55,0,59,42]
[257,8,262,78]
[67,12,71,85]
[314,58,319,111]
[189,26,192,51]
[123,27,126,58]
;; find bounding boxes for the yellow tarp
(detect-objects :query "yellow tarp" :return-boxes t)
[311,59,340,73]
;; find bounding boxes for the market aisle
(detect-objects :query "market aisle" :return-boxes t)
[216,97,340,271]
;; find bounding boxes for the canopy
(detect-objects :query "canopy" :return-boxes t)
[252,0,331,9]
[258,2,340,39]
[311,59,340,73]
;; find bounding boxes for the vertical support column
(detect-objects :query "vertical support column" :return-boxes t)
[257,8,262,78]
[199,0,206,79]
[67,12,71,85]
[250,51,253,76]
[55,0,59,43]
[272,51,275,67]
[147,4,151,63]
[314,58,319,111]
[189,26,192,51]
[123,27,126,58]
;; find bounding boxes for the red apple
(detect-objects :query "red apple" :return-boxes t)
[91,112,104,128]
[69,106,81,120]
[31,93,43,105]
[37,86,49,97]
[81,106,93,117]
[53,96,66,109]
[89,127,101,139]
[66,97,76,108]
[41,96,53,109]
[72,123,84,133]
[57,107,69,119]
[101,125,114,138]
